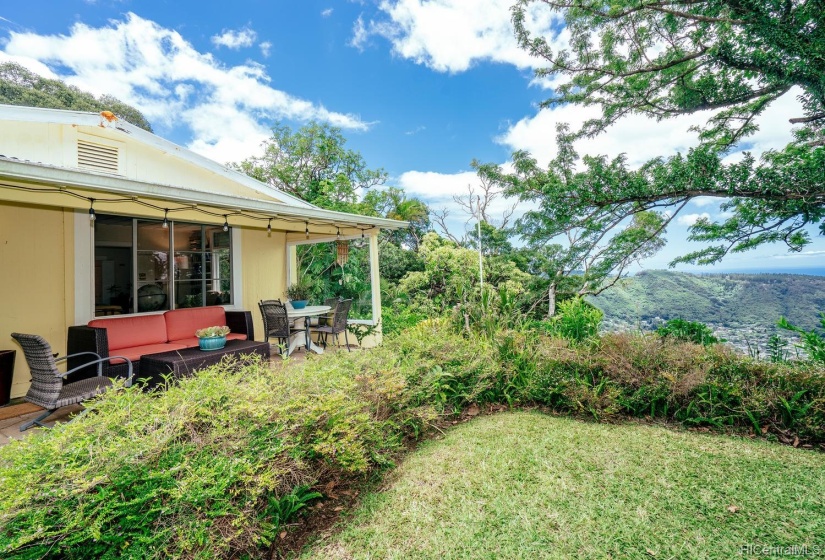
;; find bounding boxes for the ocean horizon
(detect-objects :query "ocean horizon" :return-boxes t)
[639,267,825,277]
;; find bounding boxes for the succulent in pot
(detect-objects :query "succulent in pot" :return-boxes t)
[285,281,313,309]
[195,325,231,350]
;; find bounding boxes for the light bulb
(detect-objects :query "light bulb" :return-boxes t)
[305,222,309,239]
[223,216,229,232]
[162,209,169,229]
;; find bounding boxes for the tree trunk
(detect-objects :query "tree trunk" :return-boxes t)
[548,284,556,318]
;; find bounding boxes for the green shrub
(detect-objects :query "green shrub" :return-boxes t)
[656,318,720,345]
[1,321,823,559]
[544,297,603,343]
[778,312,825,364]
[381,303,428,336]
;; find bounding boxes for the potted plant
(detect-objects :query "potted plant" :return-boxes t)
[286,281,313,309]
[195,325,231,351]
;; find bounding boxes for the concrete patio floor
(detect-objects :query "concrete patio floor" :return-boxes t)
[0,341,353,447]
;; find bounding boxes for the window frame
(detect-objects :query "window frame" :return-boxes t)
[93,213,234,316]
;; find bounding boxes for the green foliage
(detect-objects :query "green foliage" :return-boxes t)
[513,0,825,149]
[230,121,386,210]
[378,241,425,283]
[2,321,823,558]
[778,313,825,364]
[398,233,531,316]
[347,321,380,347]
[502,1,825,266]
[363,187,431,251]
[476,126,668,308]
[544,297,603,343]
[657,318,720,346]
[767,334,789,363]
[286,279,314,301]
[0,62,153,131]
[380,302,428,337]
[297,242,374,319]
[194,325,231,338]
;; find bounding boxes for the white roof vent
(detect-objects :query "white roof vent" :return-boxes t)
[77,139,120,174]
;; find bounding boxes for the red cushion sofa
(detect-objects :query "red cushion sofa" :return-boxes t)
[67,307,254,379]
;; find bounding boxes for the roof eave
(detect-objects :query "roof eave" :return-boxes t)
[0,157,409,230]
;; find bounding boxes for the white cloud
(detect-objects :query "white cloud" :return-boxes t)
[396,168,526,235]
[211,27,257,49]
[354,0,566,73]
[396,169,478,201]
[676,213,711,227]
[1,13,369,163]
[321,8,334,17]
[259,41,272,57]
[350,16,370,50]
[497,87,804,168]
[0,52,58,78]
[770,250,825,260]
[691,197,718,208]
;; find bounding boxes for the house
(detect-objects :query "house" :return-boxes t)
[0,104,406,400]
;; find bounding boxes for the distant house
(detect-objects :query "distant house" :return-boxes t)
[0,104,405,399]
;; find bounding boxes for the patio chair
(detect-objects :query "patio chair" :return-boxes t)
[11,332,134,432]
[315,298,352,351]
[309,297,341,327]
[259,300,306,354]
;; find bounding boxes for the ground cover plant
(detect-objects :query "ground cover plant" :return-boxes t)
[304,412,825,560]
[0,316,823,558]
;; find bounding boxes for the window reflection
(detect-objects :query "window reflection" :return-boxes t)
[94,214,232,316]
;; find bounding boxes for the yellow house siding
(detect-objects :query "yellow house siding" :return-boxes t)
[0,203,71,399]
[241,228,287,340]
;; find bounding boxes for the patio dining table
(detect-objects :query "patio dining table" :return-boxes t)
[287,305,332,355]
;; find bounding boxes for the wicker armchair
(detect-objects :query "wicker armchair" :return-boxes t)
[315,298,352,351]
[259,300,306,354]
[11,333,134,431]
[308,297,341,327]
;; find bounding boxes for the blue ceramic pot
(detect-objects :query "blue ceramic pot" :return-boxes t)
[291,300,308,309]
[199,335,227,351]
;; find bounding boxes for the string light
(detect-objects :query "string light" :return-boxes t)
[0,183,383,237]
[361,229,365,239]
[267,219,272,234]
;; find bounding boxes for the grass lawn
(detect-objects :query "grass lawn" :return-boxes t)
[303,412,825,560]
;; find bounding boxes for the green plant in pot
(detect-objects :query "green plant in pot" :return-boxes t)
[195,325,231,350]
[286,281,313,310]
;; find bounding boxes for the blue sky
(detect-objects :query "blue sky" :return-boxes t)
[1,0,823,273]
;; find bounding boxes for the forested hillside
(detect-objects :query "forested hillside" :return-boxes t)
[590,270,825,353]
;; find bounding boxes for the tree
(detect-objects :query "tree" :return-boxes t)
[509,0,825,264]
[361,187,431,250]
[232,121,387,211]
[432,177,515,245]
[480,124,669,315]
[0,62,152,131]
[397,232,531,313]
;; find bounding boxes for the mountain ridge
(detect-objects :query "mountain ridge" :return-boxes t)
[589,270,825,353]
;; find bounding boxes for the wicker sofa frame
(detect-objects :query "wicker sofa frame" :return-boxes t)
[67,309,254,380]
